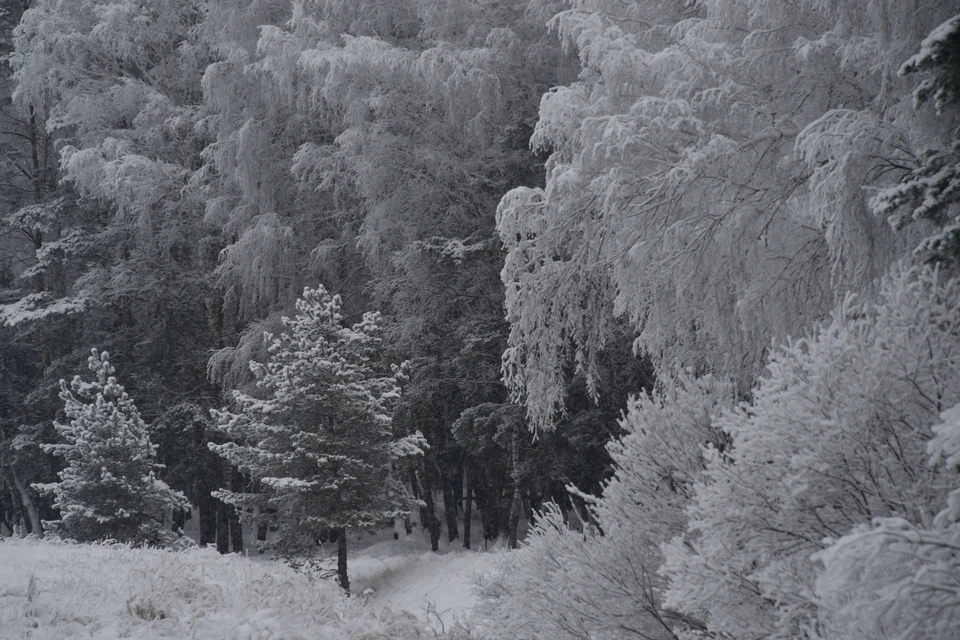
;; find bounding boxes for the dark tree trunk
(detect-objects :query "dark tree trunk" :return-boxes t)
[408,468,422,529]
[493,471,508,542]
[172,508,186,533]
[478,472,500,545]
[507,430,522,549]
[216,501,230,554]
[211,292,225,347]
[228,510,243,552]
[2,486,19,536]
[507,486,522,549]
[8,466,42,537]
[462,469,472,550]
[194,417,216,545]
[215,459,230,553]
[121,296,135,365]
[26,108,46,297]
[441,477,459,543]
[337,527,349,593]
[229,469,244,553]
[198,490,218,545]
[421,476,441,552]
[23,103,51,366]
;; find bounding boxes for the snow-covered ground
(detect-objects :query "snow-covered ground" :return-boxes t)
[345,531,501,631]
[0,532,499,639]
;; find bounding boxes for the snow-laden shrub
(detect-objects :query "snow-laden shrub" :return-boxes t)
[813,403,960,640]
[476,374,735,639]
[662,265,960,639]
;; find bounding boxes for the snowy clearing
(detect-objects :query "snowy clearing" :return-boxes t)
[0,536,496,639]
[345,532,500,631]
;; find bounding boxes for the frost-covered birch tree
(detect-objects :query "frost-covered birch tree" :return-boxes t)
[499,0,957,428]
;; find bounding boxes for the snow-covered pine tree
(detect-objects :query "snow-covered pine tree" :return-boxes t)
[210,285,426,592]
[872,12,960,263]
[35,349,189,545]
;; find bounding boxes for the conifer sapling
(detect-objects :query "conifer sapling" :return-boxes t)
[35,349,189,545]
[210,285,426,592]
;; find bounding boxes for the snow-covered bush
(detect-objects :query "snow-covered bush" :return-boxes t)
[35,350,188,545]
[477,374,735,639]
[813,403,960,640]
[662,265,960,639]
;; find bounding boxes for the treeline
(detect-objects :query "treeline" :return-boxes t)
[0,0,636,551]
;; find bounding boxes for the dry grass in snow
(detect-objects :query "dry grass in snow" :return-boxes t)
[0,537,446,639]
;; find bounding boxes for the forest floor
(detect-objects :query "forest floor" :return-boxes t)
[0,529,499,639]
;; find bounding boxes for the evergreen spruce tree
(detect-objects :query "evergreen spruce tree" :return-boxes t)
[210,285,426,592]
[35,349,189,545]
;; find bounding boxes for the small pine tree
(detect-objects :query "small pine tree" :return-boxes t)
[35,349,189,545]
[210,285,426,592]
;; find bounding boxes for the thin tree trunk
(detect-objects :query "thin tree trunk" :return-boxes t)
[215,462,231,553]
[2,487,17,536]
[9,466,42,537]
[216,501,229,554]
[210,291,225,347]
[507,485,522,549]
[421,476,441,551]
[198,499,217,544]
[172,508,186,533]
[30,231,44,294]
[255,504,268,549]
[121,296,135,365]
[229,468,244,553]
[229,513,243,552]
[462,468,472,550]
[409,468,424,530]
[500,468,513,540]
[478,473,499,544]
[337,527,349,593]
[25,108,54,367]
[441,477,459,543]
[197,426,218,546]
[507,430,521,549]
[28,106,42,205]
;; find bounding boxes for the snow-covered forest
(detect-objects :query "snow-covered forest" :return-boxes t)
[1,0,959,638]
